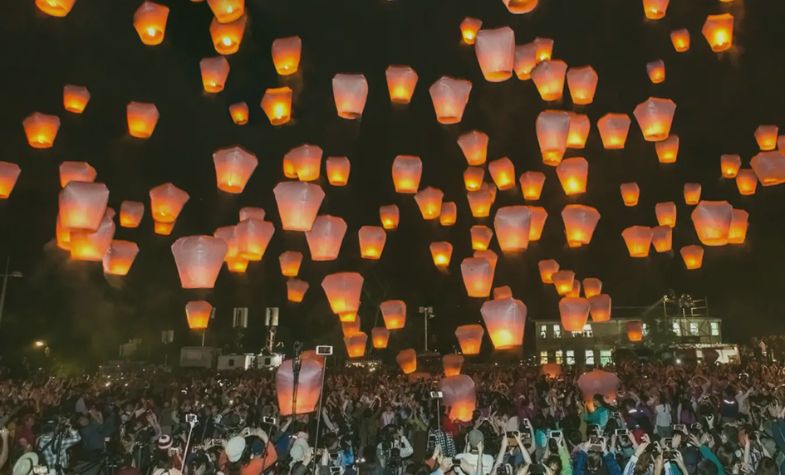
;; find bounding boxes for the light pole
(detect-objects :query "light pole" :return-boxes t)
[0,257,23,329]
[418,306,435,352]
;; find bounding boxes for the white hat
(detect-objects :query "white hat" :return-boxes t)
[224,436,246,463]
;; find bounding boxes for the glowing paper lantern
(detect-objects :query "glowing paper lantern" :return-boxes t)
[680,245,704,270]
[577,370,619,401]
[627,321,644,342]
[751,151,785,186]
[414,187,444,220]
[380,300,406,330]
[171,236,227,288]
[583,278,602,298]
[154,221,174,236]
[721,154,741,178]
[622,226,653,258]
[736,169,758,195]
[271,36,301,75]
[536,110,570,165]
[502,0,539,14]
[149,182,188,227]
[671,29,690,52]
[198,57,230,93]
[379,205,399,230]
[210,15,246,55]
[646,59,666,84]
[466,188,493,218]
[460,17,482,45]
[392,155,422,193]
[287,279,309,303]
[273,182,325,231]
[427,241,452,270]
[102,240,139,276]
[481,297,526,349]
[589,294,612,322]
[285,144,322,182]
[213,146,257,193]
[58,161,96,188]
[561,205,600,248]
[494,206,532,253]
[559,297,590,332]
[321,272,363,315]
[236,218,274,260]
[556,157,588,196]
[681,183,701,205]
[126,102,159,139]
[533,37,554,62]
[385,65,418,104]
[620,183,640,207]
[326,156,350,186]
[229,102,249,125]
[488,157,516,190]
[542,363,562,379]
[455,324,484,355]
[59,181,109,232]
[538,259,559,284]
[461,257,494,298]
[655,201,677,227]
[520,171,546,200]
[261,87,293,126]
[23,113,60,149]
[457,130,488,166]
[332,74,368,119]
[526,206,547,241]
[394,349,418,375]
[344,332,368,358]
[35,0,76,17]
[656,135,679,164]
[514,43,537,80]
[358,226,386,260]
[306,215,346,261]
[207,0,244,22]
[464,167,485,191]
[372,327,390,349]
[691,200,733,246]
[443,354,464,377]
[597,113,631,149]
[566,66,598,105]
[652,226,673,253]
[702,14,734,52]
[531,60,567,101]
[493,286,512,300]
[276,358,323,416]
[754,125,778,151]
[469,226,492,252]
[239,207,264,221]
[0,162,21,199]
[633,97,676,142]
[341,316,361,335]
[440,375,476,423]
[134,1,169,46]
[567,113,590,149]
[728,209,749,244]
[440,202,457,227]
[475,27,515,82]
[69,210,115,261]
[279,251,303,277]
[185,301,212,330]
[567,281,582,298]
[474,250,498,273]
[642,0,669,20]
[552,270,575,296]
[63,85,90,114]
[429,76,472,124]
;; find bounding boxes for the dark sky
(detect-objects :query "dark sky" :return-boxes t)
[2,0,785,365]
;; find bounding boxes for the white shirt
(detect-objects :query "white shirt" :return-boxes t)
[455,452,495,475]
[655,404,672,427]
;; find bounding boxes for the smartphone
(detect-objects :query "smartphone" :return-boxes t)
[549,430,563,439]
[672,424,686,433]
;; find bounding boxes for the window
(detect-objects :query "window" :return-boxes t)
[672,321,682,336]
[540,324,548,339]
[582,324,593,337]
[585,350,595,366]
[689,322,699,336]
[555,350,563,364]
[566,350,575,365]
[600,350,613,366]
[540,351,549,364]
[710,321,720,336]
[552,325,562,338]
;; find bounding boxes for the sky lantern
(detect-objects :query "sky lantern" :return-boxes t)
[239,207,264,221]
[474,249,498,272]
[149,182,188,229]
[642,0,669,20]
[597,113,631,149]
[35,0,76,17]
[655,201,677,227]
[207,0,244,22]
[627,321,644,342]
[652,226,673,253]
[721,154,741,178]
[396,349,417,374]
[455,324,484,355]
[750,151,785,186]
[646,59,666,84]
[226,256,249,273]
[488,157,516,190]
[429,76,472,124]
[620,183,640,207]
[326,156,350,186]
[466,187,494,218]
[279,251,303,277]
[502,0,539,14]
[531,60,568,101]
[461,257,494,297]
[385,65,418,104]
[273,181,324,231]
[460,17,482,45]
[199,57,230,93]
[754,125,778,151]
[133,1,169,46]
[371,327,390,349]
[541,363,562,380]
[430,241,453,269]
[457,130,488,166]
[286,279,309,303]
[153,221,174,236]
[470,225,493,251]
[526,206,548,241]
[536,110,570,165]
[341,316,361,335]
[514,43,537,80]
[481,297,526,349]
[533,37,554,61]
[443,354,464,377]
[622,226,653,258]
[236,218,274,260]
[69,210,115,261]
[556,157,588,196]
[379,205,399,230]
[63,85,90,114]
[736,169,758,195]
[578,370,619,401]
[392,155,422,193]
[102,240,139,276]
[519,171,546,200]
[414,187,444,220]
[655,135,679,164]
[170,236,228,288]
[271,36,301,75]
[702,14,734,52]
[538,259,559,284]
[213,146,257,193]
[589,294,612,322]
[633,97,676,142]
[23,113,60,149]
[475,27,515,82]
[381,300,407,330]
[260,87,293,126]
[440,202,457,226]
[670,29,691,52]
[680,245,704,270]
[210,15,246,55]
[463,167,485,191]
[344,333,368,358]
[728,209,749,244]
[552,270,575,296]
[440,375,476,422]
[59,181,109,232]
[305,215,346,261]
[285,144,322,182]
[494,206,532,253]
[126,102,159,139]
[276,357,323,416]
[583,278,602,298]
[691,200,733,246]
[567,281,582,298]
[683,183,702,205]
[561,204,600,247]
[214,224,243,263]
[0,162,20,199]
[332,74,368,119]
[567,113,590,149]
[560,297,590,332]
[358,226,386,259]
[58,161,96,188]
[321,272,363,315]
[566,66,598,105]
[493,285,512,300]
[228,102,249,125]
[185,301,212,331]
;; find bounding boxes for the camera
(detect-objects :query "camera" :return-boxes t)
[316,345,334,356]
[615,429,631,446]
[430,391,443,399]
[185,413,198,425]
[549,430,563,439]
[672,424,686,433]
[262,416,278,425]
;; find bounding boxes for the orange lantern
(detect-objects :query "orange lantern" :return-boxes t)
[646,59,666,84]
[578,370,619,401]
[520,171,546,200]
[514,42,537,80]
[702,14,734,52]
[559,297,590,332]
[326,156,350,186]
[597,113,631,149]
[213,146,257,193]
[273,181,324,231]
[414,187,444,220]
[340,312,359,326]
[0,162,21,199]
[171,236,227,288]
[466,188,493,218]
[567,281,582,298]
[566,66,598,105]
[633,97,676,142]
[655,135,680,164]
[271,36,301,76]
[23,112,60,149]
[133,1,169,46]
[474,250,498,272]
[538,259,559,284]
[59,181,109,232]
[332,73,368,119]
[214,225,240,265]
[285,144,322,182]
[457,130,488,166]
[396,349,418,374]
[556,157,588,195]
[655,201,677,227]
[63,85,90,114]
[728,209,749,244]
[102,240,139,276]
[461,257,494,298]
[680,245,704,270]
[386,65,418,104]
[642,0,669,20]
[481,297,526,349]
[224,220,266,263]
[460,17,482,45]
[470,225,493,251]
[443,354,464,377]
[671,29,691,52]
[754,125,778,151]
[372,327,390,349]
[440,202,457,227]
[306,215,346,261]
[622,226,653,258]
[199,56,230,93]
[691,200,733,246]
[589,294,612,322]
[567,113,590,149]
[583,278,602,298]
[652,225,673,253]
[429,241,453,269]
[561,204,601,248]
[750,151,785,186]
[126,102,159,139]
[533,37,554,62]
[210,15,246,55]
[488,157,516,190]
[207,0,244,23]
[620,182,640,207]
[531,60,567,101]
[149,182,188,227]
[228,102,249,125]
[494,206,532,253]
[58,161,96,188]
[475,27,515,82]
[429,76,472,124]
[239,207,265,221]
[260,87,293,125]
[541,363,563,380]
[552,270,575,296]
[493,285,513,300]
[185,301,212,331]
[321,272,363,315]
[536,110,570,165]
[276,358,323,416]
[285,278,308,303]
[358,226,386,259]
[502,0,539,14]
[683,183,702,205]
[441,375,477,422]
[278,251,303,277]
[526,206,547,241]
[344,333,368,359]
[464,167,485,191]
[69,210,115,261]
[35,0,76,17]
[720,154,741,178]
[736,169,758,195]
[379,205,399,230]
[154,221,174,236]
[455,324,484,355]
[627,321,644,342]
[392,155,422,193]
[380,300,406,330]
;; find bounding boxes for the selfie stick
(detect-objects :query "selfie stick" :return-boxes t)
[181,416,198,471]
[313,351,328,451]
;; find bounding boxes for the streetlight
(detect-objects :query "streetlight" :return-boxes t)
[0,257,23,329]
[418,306,435,352]
[33,340,46,348]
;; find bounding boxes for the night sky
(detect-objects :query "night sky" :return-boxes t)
[2,0,785,365]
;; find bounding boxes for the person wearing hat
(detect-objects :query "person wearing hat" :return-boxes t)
[152,434,183,471]
[453,429,494,475]
[289,431,312,469]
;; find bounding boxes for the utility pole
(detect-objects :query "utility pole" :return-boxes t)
[418,306,434,352]
[0,257,23,329]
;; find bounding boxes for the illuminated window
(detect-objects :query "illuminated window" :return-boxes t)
[710,321,720,336]
[540,324,548,339]
[672,321,682,336]
[555,350,563,364]
[552,325,561,338]
[689,322,699,335]
[585,350,595,366]
[540,351,549,364]
[600,350,612,366]
[582,324,593,337]
[566,350,575,365]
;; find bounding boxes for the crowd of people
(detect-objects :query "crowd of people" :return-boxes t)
[1,352,785,475]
